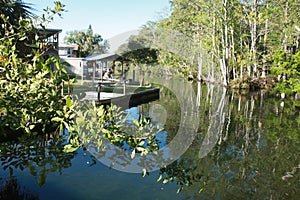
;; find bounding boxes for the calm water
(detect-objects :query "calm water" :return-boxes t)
[1,77,299,200]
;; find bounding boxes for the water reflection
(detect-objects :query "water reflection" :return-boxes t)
[88,76,200,173]
[0,80,299,199]
[156,83,300,199]
[0,134,76,186]
[198,84,227,158]
[0,176,39,200]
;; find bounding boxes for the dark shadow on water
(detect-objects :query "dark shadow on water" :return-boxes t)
[0,176,39,200]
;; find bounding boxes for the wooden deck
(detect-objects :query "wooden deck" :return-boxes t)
[83,91,125,101]
[82,88,160,109]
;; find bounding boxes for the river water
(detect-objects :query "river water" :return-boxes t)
[1,76,299,199]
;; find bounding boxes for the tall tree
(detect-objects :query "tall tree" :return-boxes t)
[64,25,109,57]
[124,0,300,91]
[0,0,33,26]
[0,0,36,59]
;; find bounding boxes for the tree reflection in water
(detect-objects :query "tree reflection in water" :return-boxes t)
[1,81,299,199]
[0,133,76,187]
[77,80,299,198]
[0,176,39,200]
[155,83,300,199]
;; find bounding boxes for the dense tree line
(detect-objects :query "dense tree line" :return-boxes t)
[125,0,300,94]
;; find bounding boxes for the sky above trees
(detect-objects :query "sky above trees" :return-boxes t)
[24,0,170,40]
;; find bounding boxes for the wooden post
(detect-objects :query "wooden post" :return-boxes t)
[123,72,126,94]
[121,61,124,81]
[97,82,101,101]
[132,69,135,82]
[92,61,96,88]
[100,61,103,81]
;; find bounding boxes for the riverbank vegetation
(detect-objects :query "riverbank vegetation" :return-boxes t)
[0,1,162,159]
[1,0,299,141]
[0,1,299,197]
[0,1,72,138]
[118,0,300,97]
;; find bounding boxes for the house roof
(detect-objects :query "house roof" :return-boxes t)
[38,28,62,38]
[84,53,121,62]
[59,43,79,50]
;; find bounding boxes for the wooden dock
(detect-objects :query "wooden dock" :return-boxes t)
[82,88,160,109]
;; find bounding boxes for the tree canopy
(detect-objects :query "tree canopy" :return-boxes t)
[125,0,300,94]
[117,33,158,66]
[64,25,109,57]
[0,0,33,26]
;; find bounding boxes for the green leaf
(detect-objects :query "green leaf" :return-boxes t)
[142,168,147,177]
[59,123,63,131]
[66,97,73,109]
[51,117,62,122]
[136,147,145,152]
[132,118,139,126]
[19,36,27,41]
[163,179,168,184]
[177,186,183,193]
[131,149,136,159]
[199,188,204,193]
[157,175,162,182]
[29,124,35,130]
[63,144,79,153]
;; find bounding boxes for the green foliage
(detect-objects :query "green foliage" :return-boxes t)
[0,1,162,165]
[271,50,300,94]
[157,50,192,76]
[157,159,202,194]
[0,2,72,136]
[126,0,300,87]
[64,25,108,57]
[0,0,33,26]
[154,88,300,197]
[117,34,158,66]
[64,102,162,160]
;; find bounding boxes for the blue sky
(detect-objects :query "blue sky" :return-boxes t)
[25,0,170,41]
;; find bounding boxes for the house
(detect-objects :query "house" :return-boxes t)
[59,44,80,57]
[58,43,85,79]
[60,57,85,79]
[38,28,62,58]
